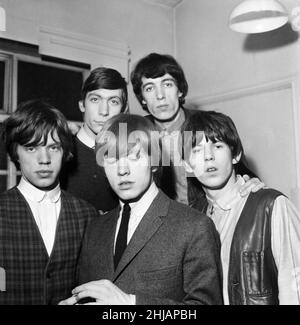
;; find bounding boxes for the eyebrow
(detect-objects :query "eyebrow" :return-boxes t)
[142,78,176,90]
[87,92,121,100]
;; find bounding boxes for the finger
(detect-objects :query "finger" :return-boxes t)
[242,174,250,182]
[58,296,78,305]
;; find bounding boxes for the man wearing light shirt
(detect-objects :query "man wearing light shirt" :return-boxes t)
[182,110,300,305]
[60,114,223,305]
[0,100,98,305]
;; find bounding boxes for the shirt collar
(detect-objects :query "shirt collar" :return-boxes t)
[77,125,95,149]
[206,175,245,211]
[119,182,159,217]
[154,108,185,134]
[18,177,61,203]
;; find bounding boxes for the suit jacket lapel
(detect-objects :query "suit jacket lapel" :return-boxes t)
[113,191,170,281]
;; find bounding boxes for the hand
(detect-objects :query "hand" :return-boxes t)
[58,280,134,305]
[240,175,265,197]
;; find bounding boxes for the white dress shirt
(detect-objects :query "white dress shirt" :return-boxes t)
[114,182,159,250]
[17,177,61,256]
[205,175,300,305]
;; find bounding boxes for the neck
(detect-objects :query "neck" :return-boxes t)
[83,123,97,141]
[203,170,237,201]
[155,107,183,130]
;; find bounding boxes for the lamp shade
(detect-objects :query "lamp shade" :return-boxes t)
[229,0,288,33]
[0,6,6,31]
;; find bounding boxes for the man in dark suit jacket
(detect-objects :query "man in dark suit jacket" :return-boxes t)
[60,114,223,305]
[0,100,98,304]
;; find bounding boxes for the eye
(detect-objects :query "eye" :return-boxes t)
[90,96,99,103]
[214,143,224,149]
[25,146,36,153]
[163,81,175,88]
[108,98,121,106]
[144,85,154,92]
[49,144,61,152]
[104,156,117,164]
[192,146,202,154]
[127,152,140,161]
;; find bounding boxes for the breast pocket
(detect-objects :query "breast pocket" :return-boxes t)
[242,250,278,304]
[136,266,182,298]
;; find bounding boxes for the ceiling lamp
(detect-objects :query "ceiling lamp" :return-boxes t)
[229,0,288,33]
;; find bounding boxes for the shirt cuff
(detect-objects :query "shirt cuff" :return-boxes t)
[129,294,136,305]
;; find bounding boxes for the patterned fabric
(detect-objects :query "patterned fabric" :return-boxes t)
[0,187,98,305]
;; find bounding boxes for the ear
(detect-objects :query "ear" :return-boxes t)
[232,152,242,165]
[142,99,147,105]
[183,160,193,173]
[178,91,183,98]
[78,100,85,113]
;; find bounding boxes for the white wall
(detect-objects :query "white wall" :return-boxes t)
[175,0,300,207]
[0,0,175,115]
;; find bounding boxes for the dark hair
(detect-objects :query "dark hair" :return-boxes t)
[2,99,73,168]
[130,53,188,111]
[81,67,128,112]
[95,113,161,168]
[182,110,244,163]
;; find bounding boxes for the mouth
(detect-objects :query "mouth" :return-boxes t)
[94,121,105,126]
[206,167,217,173]
[36,170,53,177]
[118,181,134,190]
[156,104,169,110]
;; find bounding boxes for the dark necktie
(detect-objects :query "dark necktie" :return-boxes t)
[114,203,131,269]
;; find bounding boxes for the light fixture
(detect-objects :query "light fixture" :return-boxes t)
[0,4,6,31]
[229,0,288,34]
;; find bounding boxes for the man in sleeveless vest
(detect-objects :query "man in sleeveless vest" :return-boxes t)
[182,110,300,305]
[0,100,98,304]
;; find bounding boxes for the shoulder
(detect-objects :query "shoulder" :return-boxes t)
[0,187,21,202]
[167,197,214,230]
[247,188,284,203]
[61,190,98,215]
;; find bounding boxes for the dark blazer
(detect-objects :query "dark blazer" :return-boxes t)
[78,190,223,305]
[0,187,98,305]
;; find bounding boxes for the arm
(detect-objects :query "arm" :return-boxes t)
[271,196,300,305]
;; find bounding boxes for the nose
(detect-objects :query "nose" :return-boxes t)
[98,100,109,116]
[117,157,130,176]
[155,85,165,100]
[204,146,215,161]
[38,148,51,165]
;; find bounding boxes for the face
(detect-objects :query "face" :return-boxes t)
[141,73,182,121]
[17,131,63,190]
[187,137,239,191]
[103,142,154,202]
[79,88,124,138]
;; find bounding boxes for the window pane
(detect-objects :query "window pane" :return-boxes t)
[0,175,6,193]
[0,61,5,110]
[0,123,7,169]
[18,61,84,121]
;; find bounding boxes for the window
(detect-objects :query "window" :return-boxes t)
[0,39,90,190]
